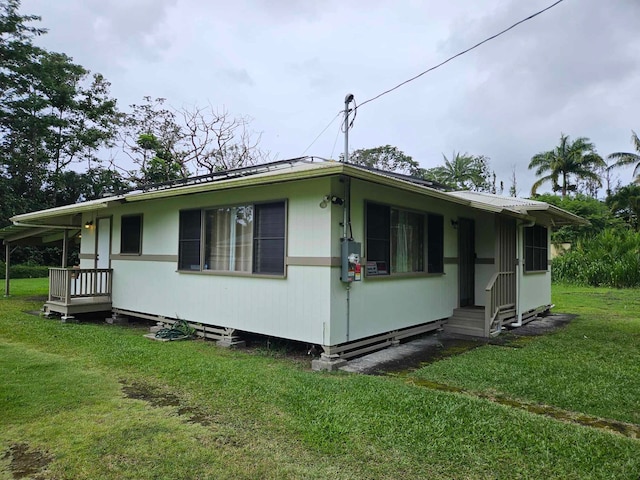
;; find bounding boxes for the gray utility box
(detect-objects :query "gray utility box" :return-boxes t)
[341,239,361,283]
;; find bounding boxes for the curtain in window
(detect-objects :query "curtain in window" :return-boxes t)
[205,206,253,272]
[391,209,424,273]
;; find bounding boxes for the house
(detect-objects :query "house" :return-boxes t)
[1,158,586,369]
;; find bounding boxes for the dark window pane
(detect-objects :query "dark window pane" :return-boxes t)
[427,214,444,273]
[366,203,390,276]
[253,202,286,275]
[524,225,548,271]
[179,210,201,270]
[121,215,142,254]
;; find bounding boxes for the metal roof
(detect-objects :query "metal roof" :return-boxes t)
[5,158,587,241]
[448,191,589,226]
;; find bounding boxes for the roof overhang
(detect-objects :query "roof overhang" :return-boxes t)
[5,159,588,231]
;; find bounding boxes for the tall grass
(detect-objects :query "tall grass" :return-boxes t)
[553,228,640,287]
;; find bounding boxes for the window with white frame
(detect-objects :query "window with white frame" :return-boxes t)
[365,202,443,276]
[524,224,548,272]
[178,201,286,275]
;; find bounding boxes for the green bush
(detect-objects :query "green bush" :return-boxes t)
[0,263,50,279]
[552,229,640,287]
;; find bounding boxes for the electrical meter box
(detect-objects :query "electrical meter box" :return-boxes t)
[341,239,362,283]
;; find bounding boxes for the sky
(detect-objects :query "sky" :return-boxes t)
[19,0,640,196]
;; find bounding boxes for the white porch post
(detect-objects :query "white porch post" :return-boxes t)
[513,222,524,327]
[61,230,68,268]
[4,242,10,297]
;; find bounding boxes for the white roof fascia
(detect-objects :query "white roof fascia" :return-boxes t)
[10,195,125,223]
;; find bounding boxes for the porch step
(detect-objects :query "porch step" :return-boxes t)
[444,307,485,337]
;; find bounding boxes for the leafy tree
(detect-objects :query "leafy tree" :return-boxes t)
[534,193,621,243]
[424,151,492,191]
[347,145,423,176]
[0,0,120,226]
[606,184,640,231]
[120,97,185,182]
[607,130,640,183]
[529,134,605,197]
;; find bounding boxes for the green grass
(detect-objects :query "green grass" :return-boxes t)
[412,285,640,424]
[1,279,640,479]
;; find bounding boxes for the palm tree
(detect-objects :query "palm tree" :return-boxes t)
[425,151,490,191]
[607,130,640,182]
[528,134,605,197]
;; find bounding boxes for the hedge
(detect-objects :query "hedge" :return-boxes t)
[0,263,50,279]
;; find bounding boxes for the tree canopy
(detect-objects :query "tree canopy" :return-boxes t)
[607,130,640,183]
[528,134,605,197]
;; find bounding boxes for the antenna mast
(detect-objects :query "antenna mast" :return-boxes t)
[343,93,354,162]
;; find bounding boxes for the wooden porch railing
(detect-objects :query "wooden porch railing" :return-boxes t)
[48,268,113,305]
[484,271,516,336]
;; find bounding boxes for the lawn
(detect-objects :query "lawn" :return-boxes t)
[0,279,639,479]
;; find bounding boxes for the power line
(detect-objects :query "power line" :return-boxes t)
[357,0,566,110]
[301,111,342,155]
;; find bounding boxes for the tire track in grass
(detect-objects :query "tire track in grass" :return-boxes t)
[405,378,640,439]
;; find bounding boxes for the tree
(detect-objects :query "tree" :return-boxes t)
[347,145,423,176]
[180,105,270,174]
[528,134,605,197]
[424,151,492,191]
[120,99,269,182]
[534,193,621,243]
[607,130,640,183]
[0,0,120,225]
[606,184,640,231]
[119,97,186,183]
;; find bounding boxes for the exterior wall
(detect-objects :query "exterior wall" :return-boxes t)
[75,174,554,346]
[327,179,463,345]
[520,227,552,311]
[80,177,335,345]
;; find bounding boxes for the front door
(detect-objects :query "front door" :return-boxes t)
[458,218,475,307]
[95,217,111,294]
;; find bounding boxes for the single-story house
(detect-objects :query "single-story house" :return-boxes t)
[1,158,586,369]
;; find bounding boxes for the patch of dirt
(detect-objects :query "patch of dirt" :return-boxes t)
[2,443,52,479]
[121,381,216,428]
[366,336,486,376]
[357,314,575,376]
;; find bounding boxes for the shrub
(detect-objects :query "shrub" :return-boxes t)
[0,263,50,279]
[552,229,640,287]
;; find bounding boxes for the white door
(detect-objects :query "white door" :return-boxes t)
[96,218,111,269]
[95,217,111,294]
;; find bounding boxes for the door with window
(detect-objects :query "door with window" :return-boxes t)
[458,218,475,307]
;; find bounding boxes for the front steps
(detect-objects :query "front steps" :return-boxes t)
[444,306,518,337]
[444,307,486,337]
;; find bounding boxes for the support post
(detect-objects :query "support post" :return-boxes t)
[4,242,9,297]
[62,230,68,268]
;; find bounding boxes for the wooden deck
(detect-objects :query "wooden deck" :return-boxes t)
[44,268,113,318]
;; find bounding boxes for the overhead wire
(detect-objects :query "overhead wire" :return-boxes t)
[356,0,566,111]
[301,111,342,155]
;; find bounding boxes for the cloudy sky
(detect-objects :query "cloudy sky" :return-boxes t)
[20,0,640,196]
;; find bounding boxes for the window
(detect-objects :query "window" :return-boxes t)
[365,202,443,276]
[121,215,142,254]
[178,201,286,275]
[524,225,548,272]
